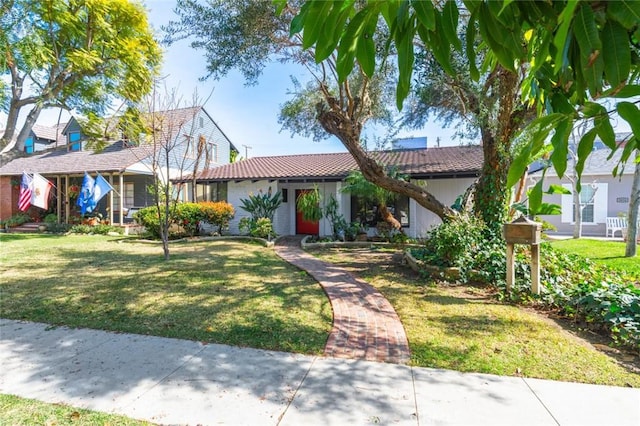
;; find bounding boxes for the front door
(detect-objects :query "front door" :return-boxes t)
[295,189,319,235]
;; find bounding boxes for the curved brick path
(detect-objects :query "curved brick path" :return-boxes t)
[274,237,410,364]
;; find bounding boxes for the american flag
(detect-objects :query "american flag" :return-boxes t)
[18,172,32,212]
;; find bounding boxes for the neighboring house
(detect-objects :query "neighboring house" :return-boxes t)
[0,106,237,223]
[188,146,483,238]
[533,146,635,237]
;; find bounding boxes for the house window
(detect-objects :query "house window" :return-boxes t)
[282,188,288,203]
[350,195,410,227]
[199,117,204,128]
[561,183,608,224]
[208,182,228,202]
[195,184,207,202]
[209,143,218,162]
[25,137,34,154]
[69,131,81,151]
[113,182,135,210]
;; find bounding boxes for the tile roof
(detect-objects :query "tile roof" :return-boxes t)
[0,141,154,176]
[32,123,67,143]
[534,147,636,177]
[194,146,483,181]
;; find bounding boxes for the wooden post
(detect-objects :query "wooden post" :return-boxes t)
[531,244,540,294]
[506,243,515,293]
[64,175,70,223]
[56,175,61,223]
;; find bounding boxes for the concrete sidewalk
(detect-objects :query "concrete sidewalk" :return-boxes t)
[1,319,638,426]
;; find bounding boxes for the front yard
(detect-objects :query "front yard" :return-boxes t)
[0,234,637,387]
[549,238,640,277]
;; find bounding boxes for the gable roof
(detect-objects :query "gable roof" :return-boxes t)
[535,147,636,178]
[193,146,483,182]
[0,141,154,176]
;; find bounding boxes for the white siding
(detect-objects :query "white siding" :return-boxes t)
[409,177,477,238]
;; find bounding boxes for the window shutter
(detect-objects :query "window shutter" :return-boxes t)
[594,183,608,223]
[561,184,573,223]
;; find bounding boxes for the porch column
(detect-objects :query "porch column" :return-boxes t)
[64,175,70,224]
[56,175,61,223]
[108,174,114,225]
[119,173,124,226]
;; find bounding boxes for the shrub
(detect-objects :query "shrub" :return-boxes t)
[70,224,123,235]
[43,213,58,224]
[1,212,31,228]
[199,201,234,234]
[133,205,174,239]
[175,202,204,236]
[239,217,276,240]
[416,215,484,268]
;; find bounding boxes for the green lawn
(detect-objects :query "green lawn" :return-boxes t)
[0,394,152,425]
[549,238,640,277]
[311,247,640,387]
[1,234,637,387]
[0,234,332,354]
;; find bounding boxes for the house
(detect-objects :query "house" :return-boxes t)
[188,145,483,238]
[0,106,237,224]
[533,146,635,237]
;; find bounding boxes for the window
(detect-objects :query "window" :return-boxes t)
[350,195,410,227]
[113,182,135,210]
[25,137,34,154]
[199,117,204,128]
[209,143,218,162]
[282,188,288,203]
[195,184,207,202]
[68,131,81,151]
[208,182,228,202]
[561,183,608,224]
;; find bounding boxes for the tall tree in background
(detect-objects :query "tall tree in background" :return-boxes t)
[164,0,456,220]
[0,0,161,151]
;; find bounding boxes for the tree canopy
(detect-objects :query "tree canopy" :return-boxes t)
[1,0,162,151]
[280,0,640,213]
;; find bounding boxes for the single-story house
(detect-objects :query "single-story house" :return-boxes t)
[0,106,237,224]
[188,145,483,238]
[533,146,635,237]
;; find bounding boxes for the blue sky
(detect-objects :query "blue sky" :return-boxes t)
[4,0,464,157]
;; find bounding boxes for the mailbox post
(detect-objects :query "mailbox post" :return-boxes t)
[503,217,542,294]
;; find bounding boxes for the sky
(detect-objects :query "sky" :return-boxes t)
[2,0,464,158]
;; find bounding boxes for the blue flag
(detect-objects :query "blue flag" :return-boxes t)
[92,173,113,205]
[77,172,96,215]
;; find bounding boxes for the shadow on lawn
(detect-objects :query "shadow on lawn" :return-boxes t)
[1,240,332,354]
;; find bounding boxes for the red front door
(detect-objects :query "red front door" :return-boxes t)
[295,189,319,235]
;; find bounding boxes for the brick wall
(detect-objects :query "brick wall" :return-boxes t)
[0,176,18,221]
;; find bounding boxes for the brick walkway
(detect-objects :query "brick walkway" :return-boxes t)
[274,237,410,364]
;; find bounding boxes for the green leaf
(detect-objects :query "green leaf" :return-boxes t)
[507,147,531,188]
[575,127,597,178]
[528,180,544,216]
[617,102,640,142]
[465,17,479,81]
[546,184,572,195]
[603,84,640,99]
[316,2,354,62]
[336,8,369,81]
[290,2,310,36]
[549,117,571,178]
[395,17,416,109]
[356,13,378,77]
[536,202,562,216]
[574,4,604,96]
[413,0,435,31]
[302,1,333,50]
[552,0,579,70]
[441,0,462,51]
[594,112,616,150]
[607,0,640,29]
[601,21,631,88]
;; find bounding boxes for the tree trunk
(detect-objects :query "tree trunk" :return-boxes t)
[573,181,582,239]
[625,161,640,257]
[316,107,456,221]
[14,104,43,151]
[474,129,510,233]
[1,98,22,149]
[378,203,401,229]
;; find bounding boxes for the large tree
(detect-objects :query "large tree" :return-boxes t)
[1,0,161,151]
[284,1,640,230]
[165,0,456,220]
